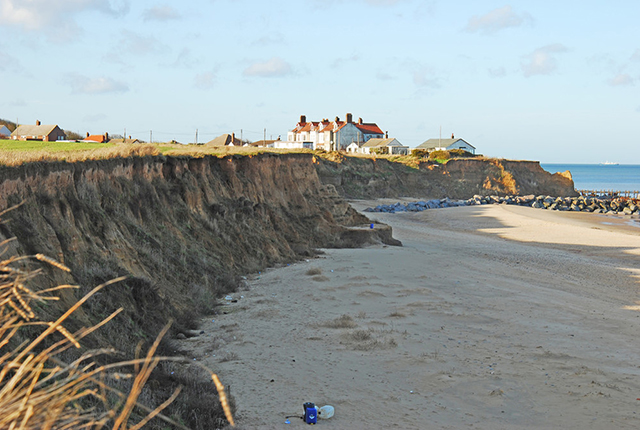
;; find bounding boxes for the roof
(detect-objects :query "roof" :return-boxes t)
[416,138,475,150]
[206,133,243,146]
[362,138,401,148]
[110,138,140,144]
[0,125,10,135]
[84,134,106,143]
[11,124,59,137]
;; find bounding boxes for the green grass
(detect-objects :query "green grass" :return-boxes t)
[0,139,113,152]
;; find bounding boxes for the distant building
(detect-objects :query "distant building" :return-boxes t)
[415,135,475,154]
[206,133,244,146]
[283,113,385,151]
[83,132,109,143]
[358,137,409,155]
[0,125,11,138]
[11,120,66,141]
[110,137,141,144]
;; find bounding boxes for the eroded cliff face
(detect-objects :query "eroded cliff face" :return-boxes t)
[315,156,578,199]
[0,153,405,371]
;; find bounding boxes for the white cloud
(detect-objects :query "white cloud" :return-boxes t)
[364,0,405,5]
[331,53,360,68]
[119,30,166,55]
[609,73,634,87]
[413,67,440,88]
[243,57,293,78]
[0,0,129,40]
[66,74,129,94]
[142,5,180,21]
[521,44,567,77]
[194,71,216,89]
[488,67,506,78]
[465,5,532,35]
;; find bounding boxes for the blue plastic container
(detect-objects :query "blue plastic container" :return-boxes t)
[305,406,318,424]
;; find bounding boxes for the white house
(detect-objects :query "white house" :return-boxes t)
[284,113,385,151]
[0,125,11,138]
[360,138,409,155]
[415,135,475,154]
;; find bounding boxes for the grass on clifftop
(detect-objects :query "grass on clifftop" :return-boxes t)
[0,139,490,168]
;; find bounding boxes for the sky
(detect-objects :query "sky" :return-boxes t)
[1,0,639,163]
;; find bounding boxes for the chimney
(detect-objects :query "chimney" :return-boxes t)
[231,132,235,143]
[451,133,455,139]
[385,131,388,139]
[36,120,41,126]
[346,113,353,123]
[358,117,363,125]
[86,132,90,138]
[300,115,306,124]
[335,116,340,122]
[105,132,109,141]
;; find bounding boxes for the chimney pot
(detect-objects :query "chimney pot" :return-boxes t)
[346,113,353,123]
[36,120,41,126]
[385,131,388,139]
[358,117,363,124]
[86,132,90,137]
[300,115,306,124]
[451,133,455,139]
[335,116,340,122]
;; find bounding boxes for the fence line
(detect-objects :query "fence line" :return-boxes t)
[578,190,640,198]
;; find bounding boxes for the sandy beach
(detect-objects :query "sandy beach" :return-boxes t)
[184,202,640,429]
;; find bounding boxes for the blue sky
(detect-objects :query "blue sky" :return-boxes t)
[1,0,639,163]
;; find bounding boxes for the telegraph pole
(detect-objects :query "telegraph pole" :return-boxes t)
[150,130,152,143]
[195,129,198,144]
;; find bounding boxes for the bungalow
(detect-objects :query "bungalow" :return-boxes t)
[355,137,409,155]
[0,125,11,138]
[83,132,109,143]
[11,120,66,141]
[415,134,475,154]
[206,133,244,146]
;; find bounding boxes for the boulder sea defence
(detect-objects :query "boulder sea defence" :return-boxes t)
[365,194,640,215]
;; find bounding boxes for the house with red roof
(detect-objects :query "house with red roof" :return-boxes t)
[83,132,109,143]
[281,113,385,151]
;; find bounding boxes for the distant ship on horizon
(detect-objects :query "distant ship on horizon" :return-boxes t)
[600,161,619,165]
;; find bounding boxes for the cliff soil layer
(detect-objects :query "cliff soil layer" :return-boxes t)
[315,156,577,199]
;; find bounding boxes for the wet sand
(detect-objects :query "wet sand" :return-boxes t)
[184,202,640,429]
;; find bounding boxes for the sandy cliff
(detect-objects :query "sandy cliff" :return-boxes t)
[316,156,577,199]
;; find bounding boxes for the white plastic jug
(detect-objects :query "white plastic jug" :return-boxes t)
[318,405,334,419]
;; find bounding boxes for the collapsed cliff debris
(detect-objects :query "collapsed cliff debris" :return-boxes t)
[365,195,640,215]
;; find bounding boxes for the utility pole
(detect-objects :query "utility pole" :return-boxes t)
[124,128,126,140]
[264,128,266,143]
[240,129,243,144]
[195,129,198,144]
[150,130,152,143]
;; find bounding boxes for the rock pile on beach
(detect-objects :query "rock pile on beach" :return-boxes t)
[364,195,640,215]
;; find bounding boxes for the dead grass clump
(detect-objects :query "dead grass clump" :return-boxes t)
[312,275,330,282]
[341,329,398,351]
[320,314,358,329]
[388,310,407,318]
[305,268,322,276]
[0,241,235,428]
[218,351,240,363]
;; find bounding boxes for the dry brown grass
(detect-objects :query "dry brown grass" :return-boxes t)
[0,144,161,166]
[0,235,235,428]
[319,314,358,329]
[305,268,322,276]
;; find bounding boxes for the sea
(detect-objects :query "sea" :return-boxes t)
[540,164,640,192]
